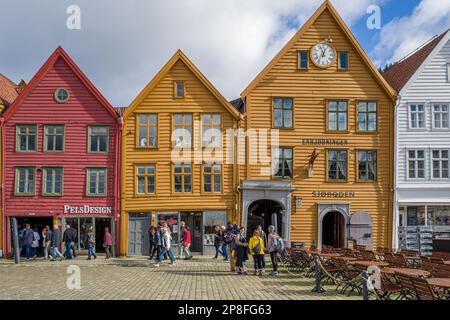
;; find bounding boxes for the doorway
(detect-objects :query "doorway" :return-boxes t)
[13,216,53,257]
[322,211,346,248]
[247,200,283,238]
[180,212,203,253]
[128,213,151,256]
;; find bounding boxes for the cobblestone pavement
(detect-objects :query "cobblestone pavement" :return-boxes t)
[0,256,359,300]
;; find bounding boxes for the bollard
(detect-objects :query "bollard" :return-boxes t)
[311,255,325,293]
[362,270,369,300]
[11,217,20,265]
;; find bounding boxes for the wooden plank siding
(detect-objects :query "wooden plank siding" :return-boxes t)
[121,54,240,255]
[241,6,395,249]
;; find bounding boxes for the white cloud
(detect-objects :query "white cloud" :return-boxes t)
[373,0,450,65]
[0,0,384,106]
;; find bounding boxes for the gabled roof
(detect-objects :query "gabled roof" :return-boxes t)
[383,31,449,93]
[0,73,18,107]
[241,0,397,101]
[123,50,242,120]
[3,47,119,121]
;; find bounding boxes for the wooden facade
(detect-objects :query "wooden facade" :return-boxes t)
[121,51,242,256]
[239,1,397,249]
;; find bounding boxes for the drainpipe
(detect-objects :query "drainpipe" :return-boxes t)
[0,116,5,257]
[115,116,123,256]
[392,95,401,251]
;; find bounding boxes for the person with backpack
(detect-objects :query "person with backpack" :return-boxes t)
[267,225,284,276]
[249,230,265,276]
[213,226,224,259]
[234,227,249,275]
[85,225,97,260]
[23,224,34,261]
[256,225,267,270]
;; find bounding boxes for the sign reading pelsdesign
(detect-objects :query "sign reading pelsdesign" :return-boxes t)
[64,205,112,214]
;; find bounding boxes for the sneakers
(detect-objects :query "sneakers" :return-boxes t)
[270,271,278,277]
[169,262,176,266]
[154,263,160,268]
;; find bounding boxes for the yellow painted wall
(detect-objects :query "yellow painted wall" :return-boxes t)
[242,8,395,249]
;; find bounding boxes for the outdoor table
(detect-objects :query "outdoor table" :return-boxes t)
[319,253,341,260]
[427,278,450,289]
[334,256,358,262]
[349,260,389,268]
[381,267,430,278]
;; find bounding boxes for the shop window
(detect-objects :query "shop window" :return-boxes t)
[44,125,64,152]
[173,163,192,193]
[137,114,157,148]
[173,114,192,149]
[406,207,426,226]
[432,149,449,179]
[328,101,348,131]
[408,150,425,179]
[43,167,63,196]
[202,114,222,147]
[86,168,107,196]
[409,104,425,129]
[88,126,109,153]
[358,150,377,181]
[358,102,377,132]
[16,124,37,152]
[203,164,222,193]
[298,51,308,70]
[328,150,347,181]
[428,206,450,226]
[273,148,293,179]
[273,98,293,129]
[136,164,155,195]
[174,81,185,98]
[15,167,36,195]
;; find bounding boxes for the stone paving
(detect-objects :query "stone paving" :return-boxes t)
[0,256,359,300]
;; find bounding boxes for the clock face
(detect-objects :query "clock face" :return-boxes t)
[311,42,336,68]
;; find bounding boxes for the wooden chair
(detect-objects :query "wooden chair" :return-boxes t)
[360,250,376,261]
[410,277,436,300]
[432,251,450,259]
[421,261,438,277]
[433,264,450,278]
[430,257,446,264]
[395,272,417,300]
[375,272,404,300]
[333,259,362,296]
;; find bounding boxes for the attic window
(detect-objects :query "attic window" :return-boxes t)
[447,63,450,82]
[174,81,185,98]
[54,88,70,103]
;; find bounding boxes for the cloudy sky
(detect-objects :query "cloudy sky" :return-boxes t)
[1,0,449,107]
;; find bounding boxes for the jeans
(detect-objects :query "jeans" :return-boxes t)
[158,247,175,263]
[65,241,72,259]
[87,245,95,258]
[25,244,32,260]
[214,245,223,258]
[221,243,229,260]
[51,247,64,260]
[270,251,278,272]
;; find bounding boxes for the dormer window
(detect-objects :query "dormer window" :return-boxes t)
[54,88,70,103]
[298,51,308,70]
[338,51,349,70]
[174,81,185,98]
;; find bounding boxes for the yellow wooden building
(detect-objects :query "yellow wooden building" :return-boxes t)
[120,51,242,256]
[237,1,397,250]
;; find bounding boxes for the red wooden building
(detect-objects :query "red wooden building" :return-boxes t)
[1,47,122,256]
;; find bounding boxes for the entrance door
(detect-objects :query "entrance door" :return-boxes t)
[247,200,283,238]
[13,216,53,257]
[322,211,346,248]
[95,218,112,253]
[180,212,203,253]
[128,214,151,256]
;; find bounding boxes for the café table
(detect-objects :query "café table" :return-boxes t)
[349,260,389,268]
[319,253,341,259]
[427,278,450,289]
[334,256,358,262]
[381,267,430,278]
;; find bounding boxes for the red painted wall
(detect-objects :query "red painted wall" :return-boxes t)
[2,53,121,254]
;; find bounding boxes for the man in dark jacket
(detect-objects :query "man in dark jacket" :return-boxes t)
[63,224,76,259]
[50,225,64,261]
[23,224,34,261]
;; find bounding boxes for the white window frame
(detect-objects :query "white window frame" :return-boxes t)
[408,104,426,130]
[407,149,426,180]
[431,104,450,130]
[431,149,450,180]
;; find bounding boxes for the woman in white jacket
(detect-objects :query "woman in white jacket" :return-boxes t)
[155,225,176,267]
[31,228,40,259]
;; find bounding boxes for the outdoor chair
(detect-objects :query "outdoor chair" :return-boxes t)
[395,272,418,300]
[360,250,376,261]
[374,272,404,300]
[334,259,363,296]
[410,277,437,300]
[433,264,450,278]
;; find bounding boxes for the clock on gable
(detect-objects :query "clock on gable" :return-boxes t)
[310,40,336,68]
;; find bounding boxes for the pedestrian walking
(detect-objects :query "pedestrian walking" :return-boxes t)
[148,226,156,259]
[213,226,224,259]
[31,228,40,259]
[235,227,249,275]
[224,222,238,271]
[152,226,162,261]
[103,227,113,259]
[23,224,34,261]
[42,226,52,260]
[85,226,97,260]
[249,230,265,276]
[179,221,187,259]
[183,226,192,260]
[155,225,176,267]
[220,226,229,261]
[256,225,267,270]
[50,225,64,261]
[267,225,284,277]
[63,224,76,259]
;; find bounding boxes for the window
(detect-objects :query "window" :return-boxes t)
[432,104,449,129]
[447,64,450,83]
[273,148,293,179]
[358,151,377,181]
[273,98,293,129]
[203,114,222,147]
[173,164,192,193]
[44,125,64,152]
[15,167,36,195]
[432,150,449,179]
[136,165,155,195]
[408,150,425,179]
[173,114,192,148]
[328,101,348,131]
[298,51,308,69]
[338,52,349,70]
[16,125,37,152]
[87,168,107,196]
[358,102,377,132]
[409,104,425,129]
[88,126,109,153]
[328,150,347,181]
[203,164,222,193]
[43,167,63,196]
[54,88,70,103]
[137,114,157,148]
[174,81,184,98]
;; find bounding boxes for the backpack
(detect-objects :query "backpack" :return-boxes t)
[251,238,261,255]
[224,231,234,244]
[273,236,284,251]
